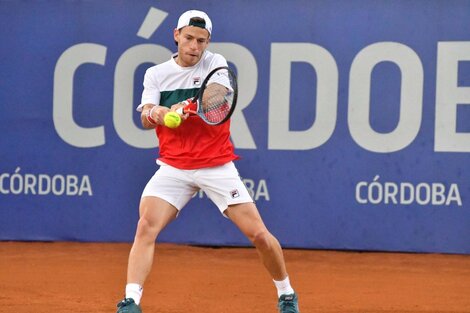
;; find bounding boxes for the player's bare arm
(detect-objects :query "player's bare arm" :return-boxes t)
[202,83,228,109]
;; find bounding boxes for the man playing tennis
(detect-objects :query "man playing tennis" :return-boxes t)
[116,10,300,313]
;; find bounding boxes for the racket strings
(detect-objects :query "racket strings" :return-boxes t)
[201,81,235,123]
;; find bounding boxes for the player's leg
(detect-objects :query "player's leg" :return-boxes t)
[225,203,300,312]
[196,162,300,312]
[127,196,178,286]
[118,162,197,312]
[197,162,292,282]
[225,202,287,279]
[117,196,178,313]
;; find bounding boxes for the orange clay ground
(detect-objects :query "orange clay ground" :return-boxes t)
[0,242,469,312]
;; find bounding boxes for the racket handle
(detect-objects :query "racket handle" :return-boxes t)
[176,99,196,115]
[175,99,189,114]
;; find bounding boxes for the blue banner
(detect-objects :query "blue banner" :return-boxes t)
[1,0,469,253]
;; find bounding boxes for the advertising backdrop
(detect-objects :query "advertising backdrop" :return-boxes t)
[1,0,469,254]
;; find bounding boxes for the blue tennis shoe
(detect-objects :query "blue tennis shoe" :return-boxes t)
[116,298,142,313]
[278,293,300,313]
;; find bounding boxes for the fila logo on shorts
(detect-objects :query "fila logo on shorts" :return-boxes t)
[230,189,240,198]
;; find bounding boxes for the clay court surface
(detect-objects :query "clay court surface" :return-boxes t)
[0,242,469,313]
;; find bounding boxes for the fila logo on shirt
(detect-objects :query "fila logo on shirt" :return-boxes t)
[193,77,201,86]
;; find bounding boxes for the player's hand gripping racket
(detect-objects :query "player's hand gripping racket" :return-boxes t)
[176,66,237,125]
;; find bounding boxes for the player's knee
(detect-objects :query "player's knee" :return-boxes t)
[252,230,272,251]
[135,217,160,241]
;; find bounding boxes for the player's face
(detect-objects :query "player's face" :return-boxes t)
[174,26,210,67]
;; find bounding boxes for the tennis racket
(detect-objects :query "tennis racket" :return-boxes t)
[176,66,237,125]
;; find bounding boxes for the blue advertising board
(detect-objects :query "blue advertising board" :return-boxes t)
[1,0,469,254]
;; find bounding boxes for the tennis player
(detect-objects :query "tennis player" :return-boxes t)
[116,10,300,313]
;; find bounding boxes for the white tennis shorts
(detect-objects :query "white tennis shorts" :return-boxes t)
[141,161,253,216]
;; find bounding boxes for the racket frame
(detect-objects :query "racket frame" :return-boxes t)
[176,66,237,126]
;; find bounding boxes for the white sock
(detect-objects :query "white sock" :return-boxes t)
[125,283,143,305]
[273,276,295,298]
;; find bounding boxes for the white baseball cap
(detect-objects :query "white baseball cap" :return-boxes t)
[176,10,212,35]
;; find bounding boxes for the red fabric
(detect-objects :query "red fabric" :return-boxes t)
[155,116,238,169]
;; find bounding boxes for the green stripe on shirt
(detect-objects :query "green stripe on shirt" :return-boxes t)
[160,88,199,108]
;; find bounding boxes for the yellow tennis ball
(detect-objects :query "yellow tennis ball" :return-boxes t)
[164,112,182,128]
